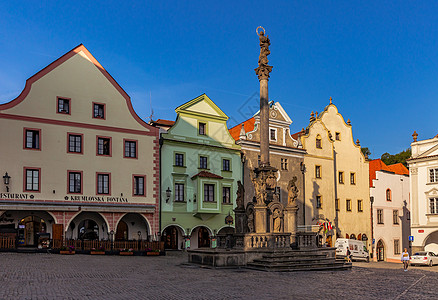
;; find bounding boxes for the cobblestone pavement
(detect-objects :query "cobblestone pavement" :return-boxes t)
[1,251,438,300]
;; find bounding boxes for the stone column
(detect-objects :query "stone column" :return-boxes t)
[259,79,269,166]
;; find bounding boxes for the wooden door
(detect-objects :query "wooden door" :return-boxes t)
[52,224,64,240]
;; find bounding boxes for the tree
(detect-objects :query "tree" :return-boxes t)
[381,148,411,167]
[361,147,371,159]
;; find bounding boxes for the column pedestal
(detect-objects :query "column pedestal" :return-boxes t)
[254,205,267,233]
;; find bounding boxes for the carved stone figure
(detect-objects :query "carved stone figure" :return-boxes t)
[250,170,267,205]
[236,180,245,209]
[258,31,271,66]
[287,176,299,206]
[246,204,255,233]
[272,208,281,232]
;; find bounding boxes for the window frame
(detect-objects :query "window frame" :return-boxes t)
[132,174,146,196]
[377,209,384,224]
[67,133,83,154]
[222,186,231,204]
[429,168,438,183]
[315,165,321,179]
[92,102,106,119]
[123,139,138,159]
[338,171,344,184]
[281,158,288,171]
[335,198,340,211]
[67,170,83,194]
[316,195,322,209]
[316,135,322,149]
[23,128,41,151]
[56,96,71,115]
[429,198,438,214]
[96,172,111,195]
[222,159,231,171]
[346,199,352,212]
[174,183,185,202]
[203,183,215,202]
[23,167,41,193]
[394,239,400,255]
[198,122,207,136]
[350,172,356,185]
[96,136,112,157]
[357,199,363,212]
[199,156,208,169]
[393,209,399,225]
[386,188,392,201]
[335,132,341,141]
[269,128,277,141]
[175,153,185,167]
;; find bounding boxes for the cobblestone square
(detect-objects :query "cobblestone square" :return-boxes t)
[1,252,438,299]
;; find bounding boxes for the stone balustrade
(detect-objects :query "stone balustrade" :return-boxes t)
[244,233,291,249]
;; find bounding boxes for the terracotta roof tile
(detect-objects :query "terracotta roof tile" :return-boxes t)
[387,163,409,175]
[191,171,223,180]
[229,118,256,141]
[369,159,409,187]
[153,119,175,126]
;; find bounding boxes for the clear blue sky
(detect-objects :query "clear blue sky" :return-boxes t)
[1,1,437,159]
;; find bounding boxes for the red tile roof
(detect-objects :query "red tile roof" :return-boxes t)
[152,119,175,126]
[369,159,409,187]
[229,118,256,141]
[191,171,223,180]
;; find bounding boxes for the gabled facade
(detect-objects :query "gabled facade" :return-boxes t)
[407,133,438,253]
[370,159,410,262]
[0,45,160,247]
[229,101,306,227]
[160,94,241,249]
[300,99,371,250]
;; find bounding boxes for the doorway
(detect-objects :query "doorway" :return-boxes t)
[377,240,385,261]
[115,221,128,241]
[19,216,46,246]
[163,226,179,249]
[198,227,210,248]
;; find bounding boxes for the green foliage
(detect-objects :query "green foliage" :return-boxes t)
[380,148,411,167]
[361,147,371,158]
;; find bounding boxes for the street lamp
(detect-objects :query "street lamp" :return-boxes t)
[165,187,171,203]
[3,172,11,192]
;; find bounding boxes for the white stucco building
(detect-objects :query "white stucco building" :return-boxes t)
[369,159,410,262]
[408,132,438,253]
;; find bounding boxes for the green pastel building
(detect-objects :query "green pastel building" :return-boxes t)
[160,94,241,249]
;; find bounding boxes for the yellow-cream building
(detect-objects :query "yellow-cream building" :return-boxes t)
[300,99,371,251]
[0,45,160,248]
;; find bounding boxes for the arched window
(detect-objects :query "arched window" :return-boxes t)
[316,135,322,149]
[386,189,392,201]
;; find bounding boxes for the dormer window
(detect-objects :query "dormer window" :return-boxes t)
[93,103,105,119]
[57,97,70,114]
[199,122,206,135]
[316,135,322,149]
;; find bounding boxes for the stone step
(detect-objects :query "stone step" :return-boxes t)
[246,262,352,272]
[248,259,343,268]
[261,253,329,260]
[253,257,335,264]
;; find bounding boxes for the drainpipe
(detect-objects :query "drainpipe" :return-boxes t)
[159,135,163,239]
[300,162,306,228]
[370,196,374,259]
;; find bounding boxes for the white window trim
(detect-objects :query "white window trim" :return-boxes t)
[269,127,277,141]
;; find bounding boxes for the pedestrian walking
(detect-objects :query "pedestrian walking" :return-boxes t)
[401,248,410,271]
[346,247,352,262]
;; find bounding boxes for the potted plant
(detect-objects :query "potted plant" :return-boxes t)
[91,246,105,255]
[60,245,75,255]
[119,248,134,256]
[145,248,160,256]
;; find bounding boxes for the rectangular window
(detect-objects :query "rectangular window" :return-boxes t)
[57,97,70,114]
[223,187,231,204]
[199,122,206,135]
[97,137,111,156]
[124,140,137,158]
[97,174,110,194]
[133,176,145,196]
[68,134,82,153]
[315,165,321,178]
[281,158,288,171]
[350,173,356,185]
[430,168,438,183]
[200,156,208,169]
[316,137,322,149]
[175,183,184,202]
[175,153,184,167]
[338,172,344,184]
[346,199,352,212]
[93,103,105,119]
[222,159,230,171]
[335,132,340,141]
[68,172,82,193]
[316,195,322,209]
[377,209,384,224]
[394,239,400,255]
[270,128,277,141]
[25,168,40,191]
[204,184,215,202]
[430,198,438,214]
[25,129,40,149]
[393,210,399,224]
[335,199,340,211]
[357,199,363,212]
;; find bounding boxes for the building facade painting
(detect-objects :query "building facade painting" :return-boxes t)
[0,45,160,247]
[159,94,241,249]
[408,133,438,253]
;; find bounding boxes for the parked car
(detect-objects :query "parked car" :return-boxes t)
[335,238,369,262]
[410,251,438,267]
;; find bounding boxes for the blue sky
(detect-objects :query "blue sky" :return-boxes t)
[1,1,437,158]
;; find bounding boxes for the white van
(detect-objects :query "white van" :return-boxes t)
[335,238,369,262]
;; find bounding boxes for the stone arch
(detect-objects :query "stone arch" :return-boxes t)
[162,224,186,236]
[190,225,212,249]
[161,224,186,250]
[114,213,151,240]
[423,230,438,254]
[65,212,110,240]
[268,201,284,233]
[376,239,386,261]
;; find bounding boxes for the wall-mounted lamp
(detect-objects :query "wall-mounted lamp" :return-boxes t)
[300,162,306,173]
[165,187,171,203]
[3,172,11,192]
